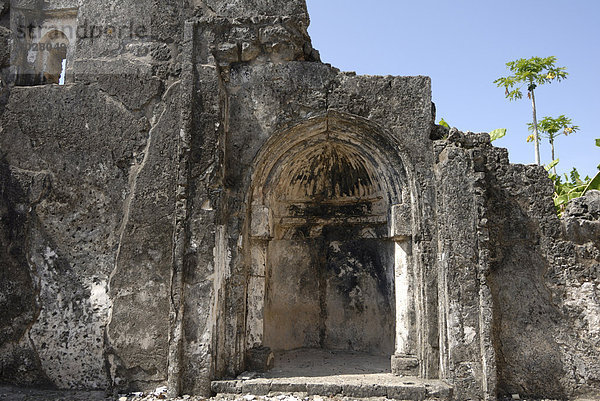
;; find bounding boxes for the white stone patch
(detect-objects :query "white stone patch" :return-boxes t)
[448,301,462,351]
[151,386,167,396]
[394,240,412,355]
[139,332,158,350]
[27,49,37,63]
[43,247,57,263]
[463,326,476,345]
[89,280,110,312]
[329,241,341,252]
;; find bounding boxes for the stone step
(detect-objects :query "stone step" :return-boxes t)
[211,376,452,400]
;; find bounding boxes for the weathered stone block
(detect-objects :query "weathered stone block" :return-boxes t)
[424,382,453,399]
[211,380,241,394]
[250,205,272,238]
[391,354,419,376]
[341,383,386,398]
[390,203,412,239]
[240,379,271,395]
[245,346,274,372]
[306,383,341,396]
[270,382,307,393]
[386,384,426,400]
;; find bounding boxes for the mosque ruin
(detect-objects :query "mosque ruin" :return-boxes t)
[1,1,599,400]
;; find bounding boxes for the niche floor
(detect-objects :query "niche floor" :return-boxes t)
[211,349,452,400]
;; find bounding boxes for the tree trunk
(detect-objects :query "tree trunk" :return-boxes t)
[550,137,557,175]
[530,88,541,165]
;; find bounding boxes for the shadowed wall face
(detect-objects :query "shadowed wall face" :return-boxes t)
[262,140,395,355]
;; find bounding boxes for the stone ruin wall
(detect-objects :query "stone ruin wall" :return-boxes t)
[0,0,599,400]
[433,128,600,400]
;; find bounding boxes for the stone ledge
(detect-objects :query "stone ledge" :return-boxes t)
[211,376,452,400]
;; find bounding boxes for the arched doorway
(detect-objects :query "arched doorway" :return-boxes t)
[36,30,69,84]
[244,112,419,374]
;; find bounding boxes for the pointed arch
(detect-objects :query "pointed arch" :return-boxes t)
[241,111,424,375]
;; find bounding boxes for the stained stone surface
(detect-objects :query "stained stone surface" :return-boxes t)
[1,1,599,400]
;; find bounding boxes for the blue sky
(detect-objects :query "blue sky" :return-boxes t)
[306,0,600,178]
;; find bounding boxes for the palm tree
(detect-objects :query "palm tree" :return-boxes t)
[494,56,568,165]
[527,115,579,175]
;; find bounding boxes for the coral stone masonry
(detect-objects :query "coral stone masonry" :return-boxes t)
[0,1,599,400]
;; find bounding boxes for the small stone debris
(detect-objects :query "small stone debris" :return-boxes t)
[238,372,259,380]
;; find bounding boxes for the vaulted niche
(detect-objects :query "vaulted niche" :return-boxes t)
[246,113,418,374]
[265,141,394,354]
